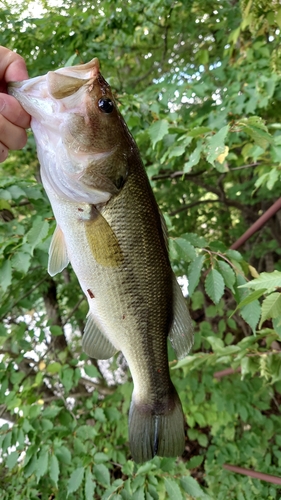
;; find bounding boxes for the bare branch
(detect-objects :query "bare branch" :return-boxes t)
[62,296,85,327]
[223,464,281,485]
[169,199,222,216]
[0,276,48,322]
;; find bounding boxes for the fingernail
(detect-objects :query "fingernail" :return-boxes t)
[0,97,6,113]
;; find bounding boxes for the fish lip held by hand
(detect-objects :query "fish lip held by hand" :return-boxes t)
[8,58,194,463]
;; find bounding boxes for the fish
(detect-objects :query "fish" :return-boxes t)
[8,58,193,463]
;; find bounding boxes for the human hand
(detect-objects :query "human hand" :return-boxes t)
[0,46,30,162]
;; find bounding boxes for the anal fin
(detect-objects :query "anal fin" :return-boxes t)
[48,225,69,276]
[168,275,194,359]
[82,312,118,359]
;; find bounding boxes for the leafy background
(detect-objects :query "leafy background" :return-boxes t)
[0,0,281,498]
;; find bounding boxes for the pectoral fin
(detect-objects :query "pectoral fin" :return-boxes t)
[82,313,118,359]
[48,225,69,276]
[84,206,123,267]
[168,275,194,359]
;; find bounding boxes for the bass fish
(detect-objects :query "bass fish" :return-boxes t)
[9,59,193,463]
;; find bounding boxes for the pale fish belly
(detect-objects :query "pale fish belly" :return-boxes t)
[47,193,147,357]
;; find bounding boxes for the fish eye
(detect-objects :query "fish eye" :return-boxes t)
[98,98,114,113]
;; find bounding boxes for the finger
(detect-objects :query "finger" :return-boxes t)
[0,141,9,163]
[0,114,28,151]
[0,47,28,83]
[0,93,30,128]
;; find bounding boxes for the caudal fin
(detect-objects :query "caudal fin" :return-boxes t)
[128,392,185,463]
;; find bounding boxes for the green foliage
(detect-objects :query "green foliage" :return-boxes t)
[1,0,281,498]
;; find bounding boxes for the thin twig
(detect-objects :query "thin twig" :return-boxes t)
[229,162,259,171]
[151,169,205,181]
[169,199,221,216]
[62,296,85,326]
[0,275,48,321]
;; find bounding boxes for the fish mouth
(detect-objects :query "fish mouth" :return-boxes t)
[8,57,100,96]
[56,57,100,80]
[8,74,46,100]
[8,58,101,117]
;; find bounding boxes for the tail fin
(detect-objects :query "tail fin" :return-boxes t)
[128,392,185,463]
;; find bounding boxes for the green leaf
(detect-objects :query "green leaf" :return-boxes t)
[49,454,60,487]
[260,293,281,326]
[186,455,204,470]
[217,260,236,292]
[168,143,188,159]
[84,364,101,378]
[132,488,145,500]
[35,447,49,482]
[94,407,106,423]
[65,53,78,66]
[198,433,208,447]
[46,362,61,374]
[24,216,49,255]
[0,259,12,292]
[206,125,229,166]
[181,233,207,247]
[93,463,110,486]
[240,300,261,333]
[42,405,62,419]
[6,451,19,470]
[187,126,210,137]
[238,116,273,149]
[136,462,154,475]
[67,467,85,496]
[236,288,266,309]
[8,185,26,199]
[205,269,225,304]
[273,317,281,338]
[164,478,183,500]
[49,325,63,336]
[180,476,209,498]
[225,249,243,261]
[239,271,281,293]
[148,119,169,148]
[61,367,74,392]
[206,336,224,353]
[24,454,38,478]
[11,252,31,274]
[85,467,96,500]
[188,255,205,296]
[173,238,196,261]
[184,142,202,172]
[55,446,72,465]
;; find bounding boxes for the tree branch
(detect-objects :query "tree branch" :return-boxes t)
[169,199,222,216]
[223,464,281,485]
[0,276,48,322]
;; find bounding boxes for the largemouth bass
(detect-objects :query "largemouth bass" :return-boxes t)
[9,59,193,463]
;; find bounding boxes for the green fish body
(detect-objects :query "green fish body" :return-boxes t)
[9,59,193,462]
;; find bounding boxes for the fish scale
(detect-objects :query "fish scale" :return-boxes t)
[8,58,193,462]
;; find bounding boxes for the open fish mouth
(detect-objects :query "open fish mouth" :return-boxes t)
[8,58,101,118]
